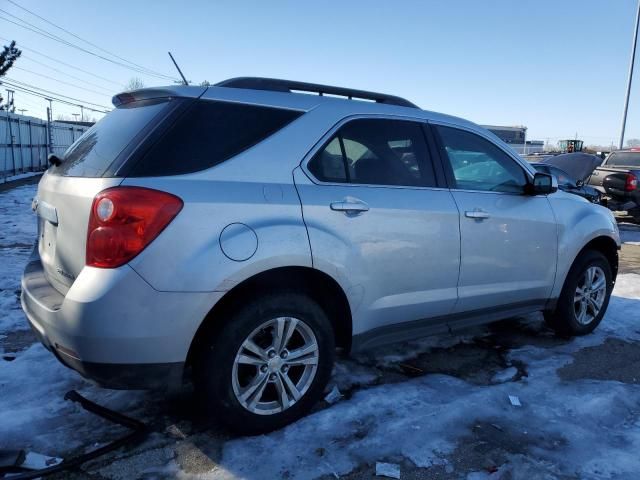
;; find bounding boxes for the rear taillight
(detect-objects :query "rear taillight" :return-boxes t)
[87,187,183,268]
[625,173,638,192]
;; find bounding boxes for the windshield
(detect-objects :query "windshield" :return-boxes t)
[50,98,170,177]
[606,151,640,168]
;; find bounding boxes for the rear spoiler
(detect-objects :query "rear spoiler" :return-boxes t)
[112,86,207,107]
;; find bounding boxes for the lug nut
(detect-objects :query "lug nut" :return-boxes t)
[268,350,276,359]
[281,350,288,359]
[269,373,277,381]
[281,365,289,373]
[260,365,268,373]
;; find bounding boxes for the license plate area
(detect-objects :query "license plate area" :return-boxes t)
[38,215,57,267]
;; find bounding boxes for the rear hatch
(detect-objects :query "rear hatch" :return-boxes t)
[35,94,181,294]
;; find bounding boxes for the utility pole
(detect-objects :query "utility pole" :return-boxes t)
[72,113,80,122]
[620,0,640,149]
[80,105,84,122]
[5,89,14,113]
[17,109,27,116]
[46,98,54,155]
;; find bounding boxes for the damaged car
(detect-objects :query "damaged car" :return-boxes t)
[531,153,604,204]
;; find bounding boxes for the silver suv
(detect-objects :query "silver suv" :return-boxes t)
[22,78,620,433]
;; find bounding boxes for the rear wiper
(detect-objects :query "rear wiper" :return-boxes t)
[48,154,62,167]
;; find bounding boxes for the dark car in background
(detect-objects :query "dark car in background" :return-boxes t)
[587,149,640,221]
[532,153,605,204]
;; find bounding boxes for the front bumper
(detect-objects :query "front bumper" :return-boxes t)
[21,252,222,389]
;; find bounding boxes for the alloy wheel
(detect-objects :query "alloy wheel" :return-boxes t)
[231,317,319,415]
[573,265,607,325]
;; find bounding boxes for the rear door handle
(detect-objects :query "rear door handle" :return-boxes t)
[465,209,490,220]
[330,199,370,214]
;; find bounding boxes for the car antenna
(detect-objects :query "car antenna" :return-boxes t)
[168,51,189,85]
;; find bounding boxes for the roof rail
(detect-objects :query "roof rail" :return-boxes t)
[214,77,419,109]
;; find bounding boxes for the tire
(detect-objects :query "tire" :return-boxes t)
[194,291,335,434]
[545,250,613,336]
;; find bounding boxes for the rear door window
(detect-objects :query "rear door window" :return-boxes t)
[129,100,303,176]
[308,118,436,187]
[52,99,169,177]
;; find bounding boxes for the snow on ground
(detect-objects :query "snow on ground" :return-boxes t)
[619,222,640,246]
[0,183,146,454]
[0,171,42,184]
[210,275,640,480]
[0,184,39,332]
[2,183,640,479]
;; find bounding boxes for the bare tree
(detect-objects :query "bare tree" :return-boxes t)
[200,80,211,87]
[125,77,145,91]
[625,138,640,148]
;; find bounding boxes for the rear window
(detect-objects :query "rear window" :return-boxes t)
[128,100,303,177]
[606,151,640,167]
[52,99,169,177]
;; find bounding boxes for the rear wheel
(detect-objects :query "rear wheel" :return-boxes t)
[545,250,613,336]
[195,292,335,434]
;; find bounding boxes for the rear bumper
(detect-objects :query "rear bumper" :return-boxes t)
[21,251,222,389]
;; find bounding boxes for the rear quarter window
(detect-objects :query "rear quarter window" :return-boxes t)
[51,99,169,177]
[128,100,304,177]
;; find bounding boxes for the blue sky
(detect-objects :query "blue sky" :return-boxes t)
[1,0,639,147]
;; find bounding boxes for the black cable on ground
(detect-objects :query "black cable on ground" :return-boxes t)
[0,390,148,479]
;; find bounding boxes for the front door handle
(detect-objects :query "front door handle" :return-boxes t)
[330,199,370,214]
[465,209,490,220]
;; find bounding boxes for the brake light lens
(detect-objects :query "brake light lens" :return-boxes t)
[87,187,183,268]
[625,173,638,192]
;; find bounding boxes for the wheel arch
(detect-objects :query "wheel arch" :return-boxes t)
[185,266,353,372]
[575,235,619,280]
[552,234,619,305]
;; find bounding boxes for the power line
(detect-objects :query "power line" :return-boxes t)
[5,0,173,80]
[20,56,116,92]
[0,11,177,81]
[4,83,107,115]
[0,34,123,87]
[12,66,113,96]
[3,82,109,115]
[2,77,111,111]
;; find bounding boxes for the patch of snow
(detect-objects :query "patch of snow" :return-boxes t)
[323,385,342,404]
[0,184,38,333]
[491,367,518,384]
[619,223,640,245]
[375,461,400,479]
[0,171,42,184]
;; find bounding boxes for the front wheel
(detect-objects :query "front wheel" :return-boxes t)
[194,292,335,434]
[545,250,613,336]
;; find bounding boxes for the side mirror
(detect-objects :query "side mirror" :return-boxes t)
[528,172,558,195]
